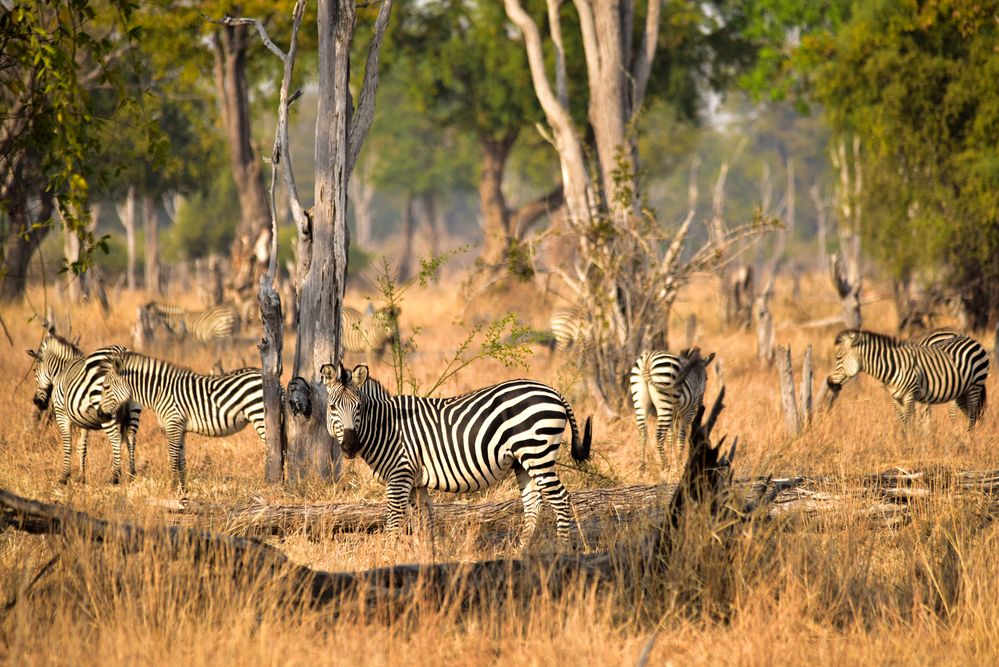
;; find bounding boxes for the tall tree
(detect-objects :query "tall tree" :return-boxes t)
[0,1,138,300]
[390,1,563,272]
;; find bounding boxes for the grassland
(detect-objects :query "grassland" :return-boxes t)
[2,271,998,665]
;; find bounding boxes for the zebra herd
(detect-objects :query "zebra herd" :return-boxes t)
[24,307,992,549]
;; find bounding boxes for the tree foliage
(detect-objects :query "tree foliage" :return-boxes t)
[797,0,999,326]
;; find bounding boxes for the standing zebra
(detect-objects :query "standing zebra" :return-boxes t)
[144,302,239,343]
[320,363,592,548]
[827,329,989,431]
[28,333,141,484]
[96,349,266,489]
[630,348,714,470]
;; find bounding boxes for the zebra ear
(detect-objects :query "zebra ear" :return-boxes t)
[319,363,338,387]
[703,352,716,366]
[353,364,369,386]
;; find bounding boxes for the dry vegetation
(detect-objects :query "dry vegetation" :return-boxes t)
[2,271,999,665]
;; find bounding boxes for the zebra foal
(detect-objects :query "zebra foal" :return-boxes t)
[630,348,714,470]
[28,332,141,484]
[144,302,239,343]
[320,363,592,548]
[827,329,989,431]
[97,349,266,489]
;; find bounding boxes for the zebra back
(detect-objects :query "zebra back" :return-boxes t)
[100,349,265,440]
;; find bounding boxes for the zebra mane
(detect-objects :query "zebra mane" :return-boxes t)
[844,330,904,347]
[358,374,391,400]
[40,332,83,360]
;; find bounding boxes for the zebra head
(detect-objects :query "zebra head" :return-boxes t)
[827,330,863,392]
[97,349,131,422]
[320,362,370,459]
[27,329,80,411]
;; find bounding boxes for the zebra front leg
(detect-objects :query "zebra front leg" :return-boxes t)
[165,422,187,491]
[384,472,415,537]
[101,419,124,484]
[56,412,73,484]
[76,430,90,484]
[125,404,140,477]
[515,465,544,550]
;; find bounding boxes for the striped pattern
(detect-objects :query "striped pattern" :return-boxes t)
[320,363,592,548]
[549,308,584,353]
[342,306,395,361]
[630,348,713,469]
[97,349,265,489]
[828,329,989,430]
[29,334,141,484]
[145,302,238,343]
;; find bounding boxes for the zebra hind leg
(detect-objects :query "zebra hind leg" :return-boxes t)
[956,384,985,431]
[515,465,544,550]
[56,412,73,484]
[522,462,578,550]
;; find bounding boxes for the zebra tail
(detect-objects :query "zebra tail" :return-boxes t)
[573,416,592,462]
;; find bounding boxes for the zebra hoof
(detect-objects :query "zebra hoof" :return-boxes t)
[58,476,69,485]
[110,476,120,485]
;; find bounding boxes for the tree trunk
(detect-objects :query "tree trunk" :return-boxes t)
[143,195,161,295]
[478,135,515,268]
[414,191,438,256]
[1,189,53,301]
[349,162,376,249]
[397,194,416,282]
[212,24,271,309]
[115,186,139,290]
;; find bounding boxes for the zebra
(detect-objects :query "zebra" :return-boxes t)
[319,363,592,548]
[548,308,583,353]
[27,332,141,484]
[96,348,266,489]
[343,305,398,363]
[630,348,714,470]
[826,329,989,431]
[144,302,239,343]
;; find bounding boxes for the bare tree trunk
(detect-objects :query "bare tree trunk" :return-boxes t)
[349,162,376,249]
[143,195,161,295]
[212,23,272,310]
[414,191,438,257]
[829,136,863,329]
[115,186,139,290]
[397,194,416,282]
[799,344,813,427]
[776,345,800,436]
[809,182,829,275]
[477,134,516,268]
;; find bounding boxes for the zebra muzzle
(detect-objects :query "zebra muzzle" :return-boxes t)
[826,377,842,393]
[339,429,361,458]
[96,407,114,422]
[33,394,49,411]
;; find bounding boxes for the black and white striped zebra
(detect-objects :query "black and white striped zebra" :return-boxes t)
[548,308,584,353]
[28,333,141,484]
[144,302,239,343]
[827,329,989,430]
[319,363,592,548]
[342,305,397,362]
[96,349,266,489]
[630,348,714,469]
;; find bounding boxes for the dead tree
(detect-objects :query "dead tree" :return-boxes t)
[143,195,161,295]
[115,186,139,290]
[776,345,800,435]
[218,0,395,482]
[755,277,775,366]
[829,136,863,329]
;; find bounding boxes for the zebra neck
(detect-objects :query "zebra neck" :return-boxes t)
[861,341,901,383]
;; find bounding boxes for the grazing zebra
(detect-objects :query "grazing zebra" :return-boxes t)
[144,302,239,343]
[320,363,592,548]
[827,329,989,430]
[28,333,141,484]
[343,305,397,362]
[630,348,714,469]
[96,349,266,489]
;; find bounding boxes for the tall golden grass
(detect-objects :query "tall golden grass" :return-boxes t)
[2,272,998,665]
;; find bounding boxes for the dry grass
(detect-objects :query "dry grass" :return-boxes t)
[2,272,999,665]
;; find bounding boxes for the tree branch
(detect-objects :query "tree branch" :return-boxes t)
[629,0,661,124]
[347,0,394,176]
